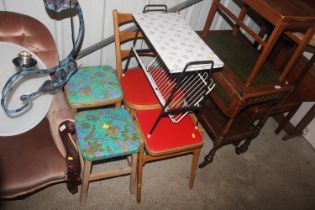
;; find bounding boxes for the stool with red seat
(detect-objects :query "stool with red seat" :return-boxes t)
[134,109,203,203]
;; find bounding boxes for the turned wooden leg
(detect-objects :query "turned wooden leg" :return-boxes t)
[199,147,216,168]
[235,138,252,155]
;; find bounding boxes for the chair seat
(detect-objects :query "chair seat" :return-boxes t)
[75,108,140,161]
[64,65,123,107]
[136,109,202,154]
[122,68,160,106]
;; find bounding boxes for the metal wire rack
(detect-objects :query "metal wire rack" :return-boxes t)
[133,47,215,135]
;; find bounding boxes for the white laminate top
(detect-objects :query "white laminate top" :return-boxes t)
[133,12,224,73]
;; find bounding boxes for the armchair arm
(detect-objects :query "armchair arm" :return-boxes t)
[59,120,81,194]
[46,91,81,194]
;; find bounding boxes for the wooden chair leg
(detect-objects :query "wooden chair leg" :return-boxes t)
[80,160,92,205]
[130,153,137,194]
[189,148,201,189]
[275,106,300,134]
[136,148,144,203]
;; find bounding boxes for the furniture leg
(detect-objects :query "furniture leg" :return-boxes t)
[283,104,315,140]
[199,137,223,168]
[130,153,137,194]
[80,160,92,205]
[189,148,201,189]
[275,106,300,134]
[136,144,145,203]
[202,0,219,37]
[235,137,252,155]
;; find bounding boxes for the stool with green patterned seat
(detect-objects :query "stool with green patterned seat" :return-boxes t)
[64,65,123,112]
[75,107,140,205]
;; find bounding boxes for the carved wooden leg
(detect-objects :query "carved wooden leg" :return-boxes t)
[199,139,221,168]
[233,141,241,146]
[235,137,253,155]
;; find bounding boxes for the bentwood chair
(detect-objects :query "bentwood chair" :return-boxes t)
[134,109,203,203]
[112,9,161,115]
[0,11,80,199]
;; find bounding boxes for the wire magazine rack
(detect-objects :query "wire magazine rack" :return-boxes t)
[125,11,223,136]
[132,47,215,136]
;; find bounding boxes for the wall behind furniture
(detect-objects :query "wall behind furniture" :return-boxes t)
[0,0,232,67]
[1,0,313,144]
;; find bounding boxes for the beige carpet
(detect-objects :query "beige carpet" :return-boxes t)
[1,119,315,210]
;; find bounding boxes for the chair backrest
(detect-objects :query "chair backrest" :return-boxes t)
[112,9,155,80]
[0,11,58,68]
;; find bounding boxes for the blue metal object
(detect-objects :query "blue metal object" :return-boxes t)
[1,0,84,117]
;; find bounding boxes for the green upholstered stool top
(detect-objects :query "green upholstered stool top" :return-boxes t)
[64,65,123,107]
[75,108,140,161]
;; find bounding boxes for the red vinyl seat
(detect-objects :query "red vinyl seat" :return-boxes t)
[136,109,202,152]
[121,68,159,106]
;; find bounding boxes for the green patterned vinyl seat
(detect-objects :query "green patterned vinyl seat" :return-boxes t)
[75,107,140,161]
[64,65,123,109]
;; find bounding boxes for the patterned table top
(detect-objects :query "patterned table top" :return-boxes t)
[133,12,224,73]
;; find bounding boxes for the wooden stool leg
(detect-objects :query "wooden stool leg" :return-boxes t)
[189,148,201,189]
[80,160,92,205]
[130,153,137,194]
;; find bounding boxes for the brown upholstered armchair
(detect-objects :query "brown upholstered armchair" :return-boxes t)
[0,11,80,199]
